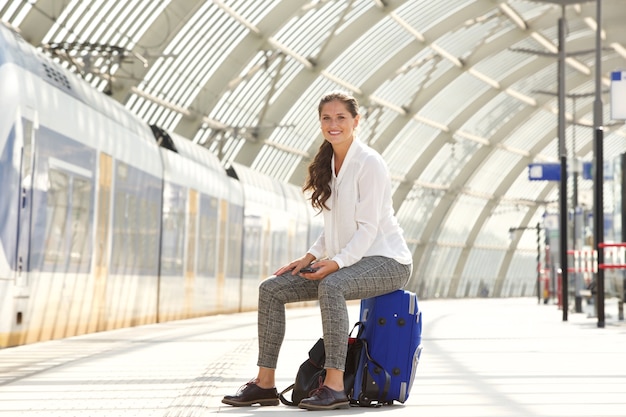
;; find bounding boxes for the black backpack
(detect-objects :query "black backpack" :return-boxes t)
[279,325,364,406]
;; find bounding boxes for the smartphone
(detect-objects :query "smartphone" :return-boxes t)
[299,266,318,273]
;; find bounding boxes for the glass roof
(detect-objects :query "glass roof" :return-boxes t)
[2,0,626,298]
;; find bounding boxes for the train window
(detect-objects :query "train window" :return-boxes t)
[112,192,145,274]
[136,176,162,275]
[21,119,34,180]
[143,199,160,270]
[186,191,198,276]
[226,203,243,277]
[243,220,262,278]
[160,184,185,276]
[217,199,227,278]
[67,177,93,273]
[197,196,218,276]
[186,209,197,275]
[271,229,288,273]
[110,163,162,276]
[43,170,69,268]
[111,191,129,273]
[128,194,139,270]
[138,198,151,270]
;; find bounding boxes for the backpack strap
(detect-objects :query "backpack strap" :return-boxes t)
[279,383,297,406]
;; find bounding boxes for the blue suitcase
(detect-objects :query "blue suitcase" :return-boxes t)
[352,289,423,405]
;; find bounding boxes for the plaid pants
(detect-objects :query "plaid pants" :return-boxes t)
[257,256,411,370]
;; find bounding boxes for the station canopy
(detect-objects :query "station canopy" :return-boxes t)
[2,0,626,298]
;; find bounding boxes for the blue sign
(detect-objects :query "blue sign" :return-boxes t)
[528,163,561,181]
[581,160,613,180]
[582,161,592,180]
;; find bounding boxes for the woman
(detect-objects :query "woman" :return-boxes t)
[222,91,412,410]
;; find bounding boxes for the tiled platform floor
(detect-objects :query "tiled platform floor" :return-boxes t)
[1,297,625,417]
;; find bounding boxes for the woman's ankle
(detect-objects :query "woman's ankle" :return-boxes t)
[255,369,276,389]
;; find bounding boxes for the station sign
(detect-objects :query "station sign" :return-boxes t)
[528,163,561,181]
[528,161,612,181]
[581,160,613,180]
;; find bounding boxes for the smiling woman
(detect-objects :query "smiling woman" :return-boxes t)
[222,91,413,410]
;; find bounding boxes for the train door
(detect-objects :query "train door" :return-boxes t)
[14,111,38,297]
[91,152,112,332]
[185,189,198,314]
[216,199,227,308]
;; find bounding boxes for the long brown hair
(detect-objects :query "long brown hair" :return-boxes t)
[303,91,359,211]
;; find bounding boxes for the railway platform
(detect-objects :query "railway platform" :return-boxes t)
[1,297,625,417]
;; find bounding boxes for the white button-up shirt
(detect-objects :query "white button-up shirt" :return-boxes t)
[307,138,412,268]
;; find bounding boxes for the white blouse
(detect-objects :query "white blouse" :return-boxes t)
[307,138,413,268]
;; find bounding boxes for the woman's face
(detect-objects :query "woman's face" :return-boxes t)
[319,100,359,148]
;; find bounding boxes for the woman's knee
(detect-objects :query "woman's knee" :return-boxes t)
[317,276,344,299]
[258,276,282,302]
[258,274,299,304]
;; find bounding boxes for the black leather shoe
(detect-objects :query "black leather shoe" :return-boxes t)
[298,385,350,410]
[222,380,279,406]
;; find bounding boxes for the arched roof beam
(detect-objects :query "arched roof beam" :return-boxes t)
[171,1,303,140]
[415,65,609,297]
[228,0,406,167]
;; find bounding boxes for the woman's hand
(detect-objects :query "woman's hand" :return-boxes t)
[298,260,339,280]
[273,254,317,276]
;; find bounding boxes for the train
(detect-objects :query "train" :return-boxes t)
[0,22,321,348]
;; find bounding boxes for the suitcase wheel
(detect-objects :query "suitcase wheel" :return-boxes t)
[358,393,372,406]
